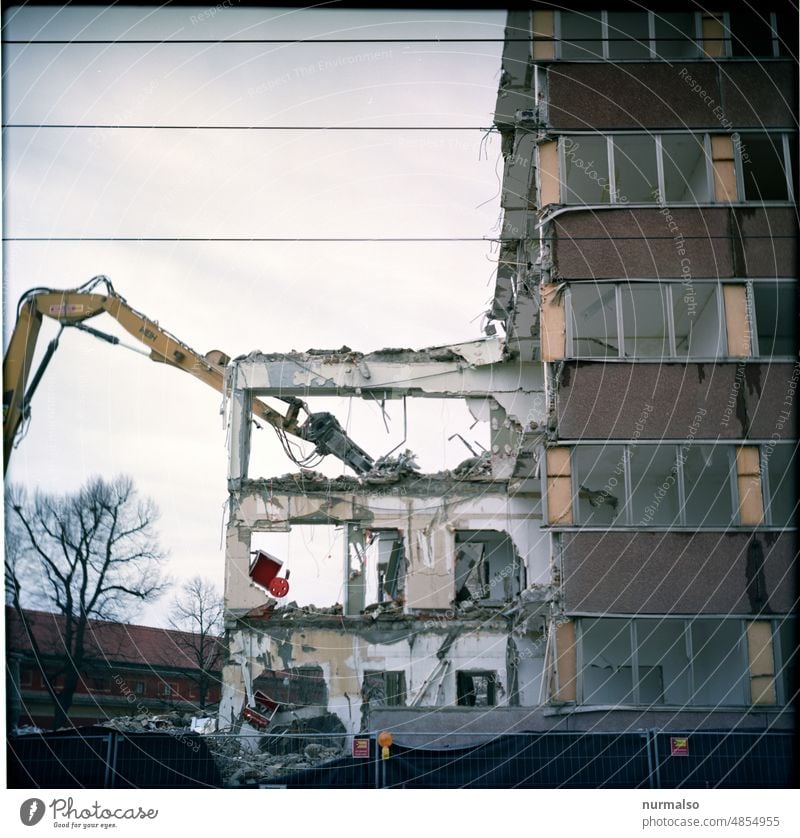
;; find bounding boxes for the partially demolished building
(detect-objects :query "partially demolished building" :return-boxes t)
[220,3,797,739]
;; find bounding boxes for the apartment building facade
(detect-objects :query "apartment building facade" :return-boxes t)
[492,1,797,730]
[218,2,796,739]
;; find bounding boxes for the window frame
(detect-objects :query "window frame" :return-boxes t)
[559,131,794,207]
[567,442,741,529]
[760,441,798,527]
[555,10,702,61]
[456,670,499,707]
[577,617,754,708]
[565,279,797,362]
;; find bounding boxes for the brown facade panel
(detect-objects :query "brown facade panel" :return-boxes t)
[556,362,797,440]
[733,207,799,278]
[547,63,721,130]
[720,63,797,128]
[552,208,733,279]
[561,531,796,615]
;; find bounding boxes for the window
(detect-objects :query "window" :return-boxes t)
[764,443,798,527]
[455,530,524,604]
[160,682,178,698]
[560,132,793,205]
[560,11,603,60]
[562,135,610,204]
[578,618,750,707]
[741,134,791,201]
[726,10,780,57]
[362,671,407,707]
[19,668,33,687]
[559,11,700,60]
[682,445,736,526]
[569,443,739,528]
[568,282,725,360]
[752,282,796,356]
[661,134,709,202]
[134,681,146,695]
[456,671,497,707]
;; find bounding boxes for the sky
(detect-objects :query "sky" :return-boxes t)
[2,5,507,625]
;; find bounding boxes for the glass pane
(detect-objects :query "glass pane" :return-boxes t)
[673,284,723,357]
[661,134,710,202]
[573,445,626,525]
[569,283,618,357]
[563,135,610,204]
[613,135,659,202]
[691,621,746,706]
[560,11,603,59]
[742,134,789,201]
[637,620,691,705]
[606,12,650,59]
[654,12,698,59]
[765,443,798,526]
[620,284,669,357]
[682,445,735,526]
[628,445,680,526]
[753,282,796,356]
[581,619,634,704]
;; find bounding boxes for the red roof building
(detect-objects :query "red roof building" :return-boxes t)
[6,607,223,729]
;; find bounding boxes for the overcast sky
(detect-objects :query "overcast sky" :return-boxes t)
[2,5,506,624]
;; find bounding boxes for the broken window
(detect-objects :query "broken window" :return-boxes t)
[561,132,791,206]
[636,620,691,705]
[682,445,736,526]
[661,134,711,202]
[672,283,724,357]
[567,443,742,528]
[581,619,635,704]
[573,445,625,526]
[742,134,791,201]
[362,670,407,707]
[691,620,747,705]
[454,530,524,605]
[456,671,498,707]
[579,619,749,707]
[558,11,700,60]
[752,282,797,356]
[764,443,798,527]
[364,529,405,606]
[727,9,778,57]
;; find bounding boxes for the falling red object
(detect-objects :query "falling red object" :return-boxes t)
[249,550,290,598]
[268,577,290,598]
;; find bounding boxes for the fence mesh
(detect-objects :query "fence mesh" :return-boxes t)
[8,727,795,789]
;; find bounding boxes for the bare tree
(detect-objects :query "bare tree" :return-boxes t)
[5,475,167,729]
[168,577,224,710]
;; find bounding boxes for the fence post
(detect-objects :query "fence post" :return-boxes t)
[651,729,661,790]
[374,734,381,789]
[103,733,114,789]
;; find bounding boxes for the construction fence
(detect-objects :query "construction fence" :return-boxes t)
[8,727,796,790]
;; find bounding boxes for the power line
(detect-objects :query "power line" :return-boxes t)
[2,37,536,45]
[3,124,491,131]
[3,235,795,243]
[2,236,507,242]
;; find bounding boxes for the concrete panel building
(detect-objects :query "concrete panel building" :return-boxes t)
[219,2,797,739]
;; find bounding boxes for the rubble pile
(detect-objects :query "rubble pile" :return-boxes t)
[207,737,343,786]
[101,712,203,732]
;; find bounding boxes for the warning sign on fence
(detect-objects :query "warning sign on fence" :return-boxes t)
[352,738,370,758]
[670,736,689,757]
